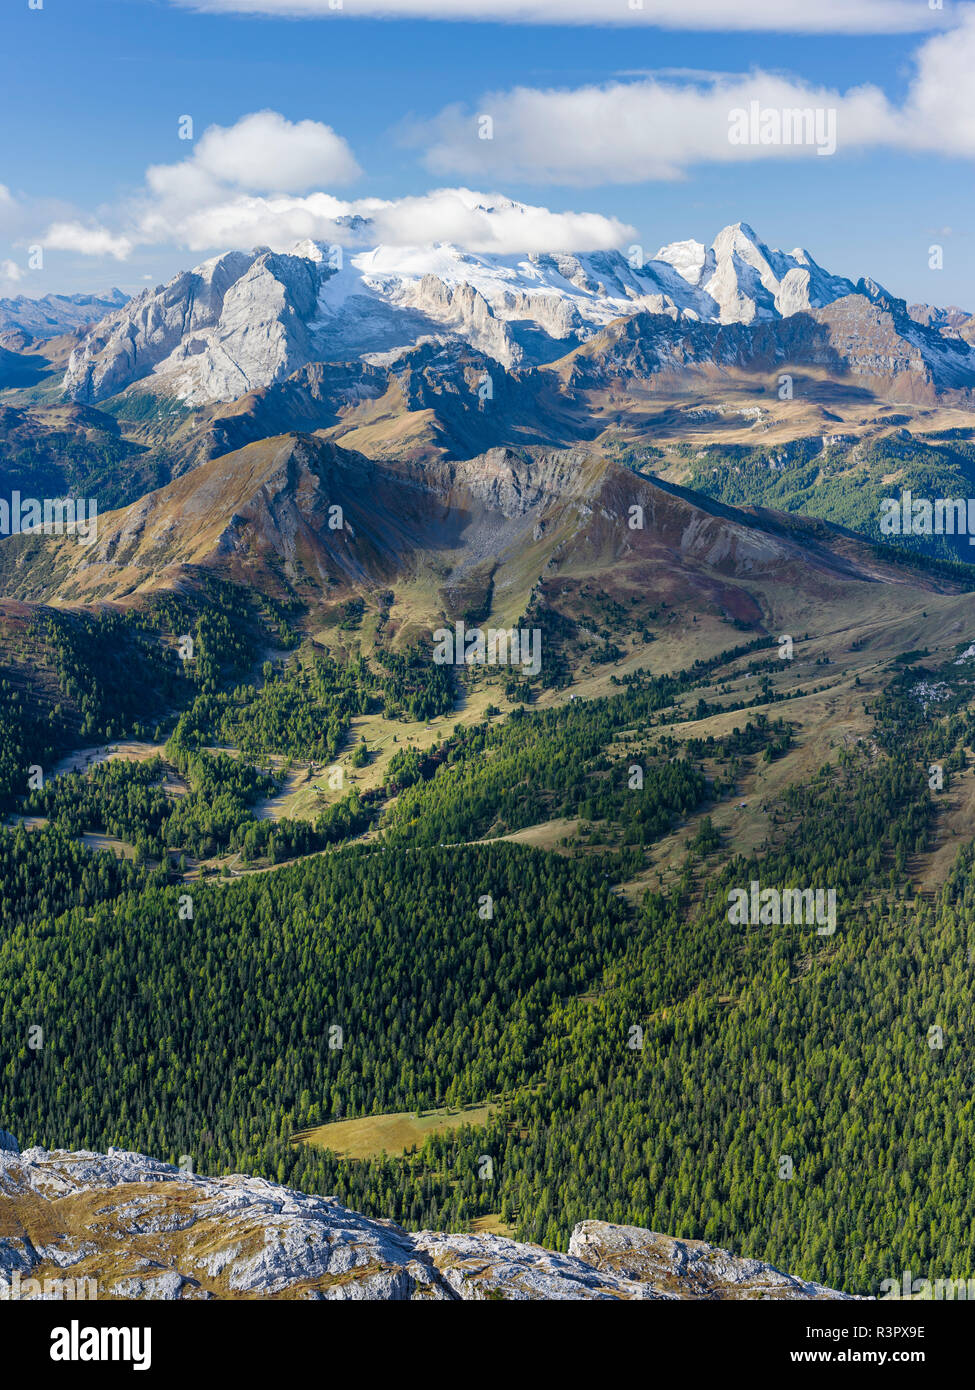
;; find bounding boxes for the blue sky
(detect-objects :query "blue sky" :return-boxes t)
[1,0,973,309]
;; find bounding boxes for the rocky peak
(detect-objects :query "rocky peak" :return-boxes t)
[855,275,907,316]
[52,219,973,407]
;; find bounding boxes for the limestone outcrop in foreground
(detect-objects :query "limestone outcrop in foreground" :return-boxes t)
[0,1139,854,1301]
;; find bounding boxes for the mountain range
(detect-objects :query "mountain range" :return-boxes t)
[3,215,975,599]
[1,216,961,410]
[0,287,127,341]
[5,430,959,625]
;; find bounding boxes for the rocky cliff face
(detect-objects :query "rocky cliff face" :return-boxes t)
[561,284,975,403]
[58,220,889,408]
[0,1140,856,1301]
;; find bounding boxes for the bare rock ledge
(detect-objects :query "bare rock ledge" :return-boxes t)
[0,1141,856,1301]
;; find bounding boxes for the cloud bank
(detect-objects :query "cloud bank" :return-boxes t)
[169,0,951,36]
[414,8,975,183]
[24,111,631,262]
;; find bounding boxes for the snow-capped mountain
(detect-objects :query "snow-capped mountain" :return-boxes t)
[659,222,857,323]
[62,220,864,407]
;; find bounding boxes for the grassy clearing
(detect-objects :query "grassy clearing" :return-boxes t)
[470,1214,516,1238]
[252,679,509,824]
[293,1102,496,1159]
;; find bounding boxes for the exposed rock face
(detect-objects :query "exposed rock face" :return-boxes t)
[568,1222,856,1300]
[60,219,913,408]
[64,240,678,406]
[815,291,975,397]
[203,342,571,468]
[661,222,854,325]
[12,430,937,612]
[64,249,286,406]
[0,1143,855,1301]
[612,221,855,326]
[562,289,975,404]
[908,302,973,333]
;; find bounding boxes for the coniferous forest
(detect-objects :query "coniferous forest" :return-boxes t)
[2,577,975,1298]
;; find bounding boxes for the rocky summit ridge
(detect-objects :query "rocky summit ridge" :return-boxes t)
[0,1138,856,1300]
[60,218,951,408]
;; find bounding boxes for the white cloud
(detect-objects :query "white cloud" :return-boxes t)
[169,0,949,36]
[29,108,629,258]
[369,188,633,251]
[0,184,27,239]
[134,184,632,254]
[147,110,361,201]
[136,111,361,243]
[0,183,94,259]
[895,7,975,155]
[139,190,359,252]
[23,8,975,269]
[412,7,975,183]
[3,182,133,272]
[416,77,896,183]
[34,112,360,263]
[42,222,134,260]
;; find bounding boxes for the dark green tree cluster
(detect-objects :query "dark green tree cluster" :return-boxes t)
[380,686,787,848]
[5,624,975,1298]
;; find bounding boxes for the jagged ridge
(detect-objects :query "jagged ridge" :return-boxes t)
[62,219,959,408]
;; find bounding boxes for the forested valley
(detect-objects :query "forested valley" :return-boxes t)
[2,582,975,1296]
